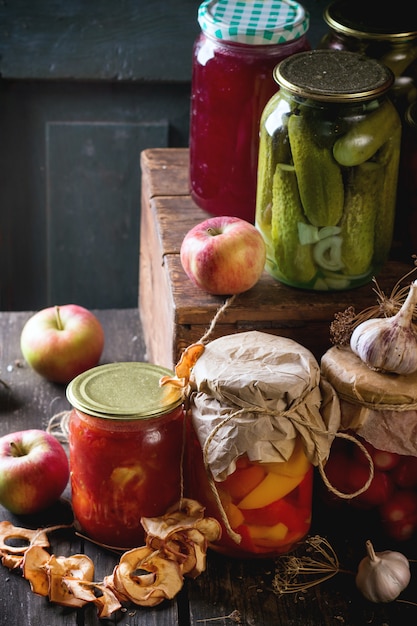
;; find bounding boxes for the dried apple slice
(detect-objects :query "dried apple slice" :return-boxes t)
[1,553,24,570]
[0,521,50,555]
[46,554,95,607]
[22,545,51,596]
[113,546,183,607]
[64,579,122,618]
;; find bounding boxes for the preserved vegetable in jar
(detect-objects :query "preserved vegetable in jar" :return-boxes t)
[256,50,401,291]
[67,362,185,549]
[189,0,310,224]
[186,331,340,557]
[321,345,417,542]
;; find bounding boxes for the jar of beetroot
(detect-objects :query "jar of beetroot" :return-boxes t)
[321,345,417,542]
[189,0,310,224]
[67,362,184,549]
[186,330,340,557]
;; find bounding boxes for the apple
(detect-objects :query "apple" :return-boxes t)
[0,429,70,515]
[20,304,104,384]
[180,216,266,295]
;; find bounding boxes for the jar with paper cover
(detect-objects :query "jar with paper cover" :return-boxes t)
[186,330,340,557]
[321,345,417,542]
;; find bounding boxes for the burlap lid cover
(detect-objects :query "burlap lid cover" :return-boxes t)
[189,330,340,481]
[321,345,417,456]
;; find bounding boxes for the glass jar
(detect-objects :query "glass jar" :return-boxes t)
[321,345,417,542]
[66,362,184,549]
[185,330,340,558]
[256,50,401,291]
[318,1,417,259]
[398,101,417,253]
[318,0,417,117]
[189,0,310,224]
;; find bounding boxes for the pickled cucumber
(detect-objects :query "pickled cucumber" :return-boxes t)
[333,100,400,167]
[340,161,381,275]
[271,163,316,283]
[288,113,344,227]
[256,103,291,227]
[373,134,402,264]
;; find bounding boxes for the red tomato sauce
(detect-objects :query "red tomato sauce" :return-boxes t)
[69,406,184,548]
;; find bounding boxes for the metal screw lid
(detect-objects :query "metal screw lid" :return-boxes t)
[198,0,309,45]
[66,362,183,420]
[323,0,417,42]
[274,49,395,102]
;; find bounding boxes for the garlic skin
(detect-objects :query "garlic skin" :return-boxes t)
[350,280,417,375]
[356,540,411,603]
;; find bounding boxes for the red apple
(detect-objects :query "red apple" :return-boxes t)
[20,304,104,384]
[0,429,70,515]
[180,216,266,295]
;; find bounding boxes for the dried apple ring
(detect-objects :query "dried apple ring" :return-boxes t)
[22,545,51,596]
[46,554,95,607]
[0,521,50,555]
[113,546,183,607]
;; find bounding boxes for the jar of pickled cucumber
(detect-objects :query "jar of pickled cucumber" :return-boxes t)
[189,0,310,224]
[256,50,401,291]
[185,330,340,557]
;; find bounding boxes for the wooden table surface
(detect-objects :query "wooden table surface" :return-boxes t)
[1,309,417,626]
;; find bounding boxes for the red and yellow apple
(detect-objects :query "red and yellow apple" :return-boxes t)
[180,216,266,295]
[20,304,104,384]
[0,429,70,515]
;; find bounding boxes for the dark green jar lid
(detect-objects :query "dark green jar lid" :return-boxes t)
[66,362,183,420]
[274,49,394,102]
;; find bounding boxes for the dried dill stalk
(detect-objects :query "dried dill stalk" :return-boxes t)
[330,257,417,346]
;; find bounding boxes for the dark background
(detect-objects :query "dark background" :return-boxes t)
[0,0,329,311]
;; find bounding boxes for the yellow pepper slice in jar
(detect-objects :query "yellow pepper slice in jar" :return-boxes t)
[261,439,310,478]
[237,472,303,509]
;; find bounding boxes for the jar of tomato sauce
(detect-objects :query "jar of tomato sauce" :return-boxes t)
[186,331,340,558]
[189,0,310,224]
[66,362,184,549]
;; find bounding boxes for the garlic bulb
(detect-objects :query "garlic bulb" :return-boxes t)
[350,279,417,375]
[356,540,411,603]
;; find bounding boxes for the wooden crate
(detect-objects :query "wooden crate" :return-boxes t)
[139,148,411,371]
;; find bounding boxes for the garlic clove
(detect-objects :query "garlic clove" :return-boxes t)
[356,539,411,603]
[350,280,417,375]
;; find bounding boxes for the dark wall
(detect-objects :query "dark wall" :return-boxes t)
[0,1,329,311]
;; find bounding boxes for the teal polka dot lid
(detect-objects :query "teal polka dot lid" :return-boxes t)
[198,0,310,45]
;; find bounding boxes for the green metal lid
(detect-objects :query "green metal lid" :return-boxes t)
[198,0,309,45]
[66,362,183,420]
[275,50,394,102]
